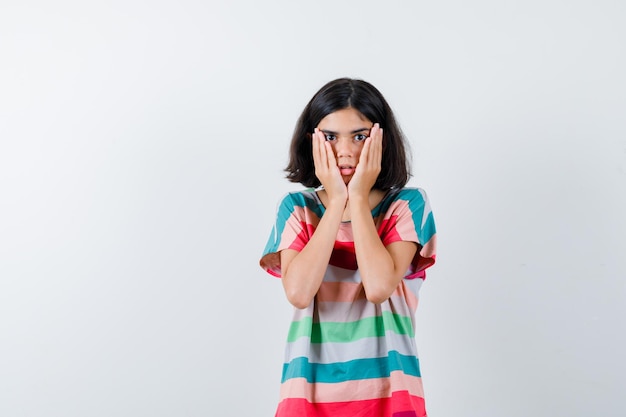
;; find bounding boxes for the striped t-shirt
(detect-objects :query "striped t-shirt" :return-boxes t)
[260,187,437,417]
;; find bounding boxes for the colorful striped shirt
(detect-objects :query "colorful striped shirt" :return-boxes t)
[260,187,437,417]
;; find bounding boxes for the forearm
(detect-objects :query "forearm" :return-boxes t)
[281,203,344,308]
[350,196,404,304]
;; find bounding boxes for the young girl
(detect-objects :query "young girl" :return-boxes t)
[260,78,437,417]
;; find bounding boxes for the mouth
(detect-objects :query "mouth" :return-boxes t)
[339,165,355,176]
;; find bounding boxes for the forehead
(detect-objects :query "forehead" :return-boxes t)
[317,108,373,130]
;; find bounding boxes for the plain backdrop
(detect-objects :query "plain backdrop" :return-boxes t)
[1,1,625,416]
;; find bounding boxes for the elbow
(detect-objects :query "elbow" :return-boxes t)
[285,289,313,309]
[365,292,390,305]
[289,297,313,309]
[364,285,392,305]
[282,270,316,309]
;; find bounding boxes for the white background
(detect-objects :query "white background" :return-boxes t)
[1,1,625,416]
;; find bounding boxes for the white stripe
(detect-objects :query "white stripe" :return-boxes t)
[284,333,419,364]
[290,293,416,323]
[323,264,362,283]
[404,277,423,295]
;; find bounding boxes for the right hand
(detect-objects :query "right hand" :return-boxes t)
[312,128,348,207]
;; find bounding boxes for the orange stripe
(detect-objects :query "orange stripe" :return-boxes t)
[395,281,419,311]
[316,281,418,311]
[317,282,365,302]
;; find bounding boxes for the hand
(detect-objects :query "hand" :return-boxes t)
[348,123,382,199]
[312,128,348,206]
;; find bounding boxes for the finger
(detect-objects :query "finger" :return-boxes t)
[325,140,337,169]
[361,124,379,167]
[359,136,372,166]
[372,124,383,168]
[314,129,335,175]
[316,129,331,170]
[313,129,330,175]
[312,129,321,170]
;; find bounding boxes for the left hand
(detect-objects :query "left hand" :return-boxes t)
[348,123,383,199]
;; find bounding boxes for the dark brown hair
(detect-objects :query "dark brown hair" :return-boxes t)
[285,78,411,190]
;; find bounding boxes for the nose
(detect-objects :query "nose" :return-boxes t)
[333,137,355,158]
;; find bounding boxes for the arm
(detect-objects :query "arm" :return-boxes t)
[280,202,342,309]
[348,124,418,303]
[280,129,347,309]
[350,199,418,304]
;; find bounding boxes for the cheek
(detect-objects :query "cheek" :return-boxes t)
[355,145,365,160]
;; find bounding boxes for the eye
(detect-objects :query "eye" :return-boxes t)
[354,134,367,142]
[324,134,336,141]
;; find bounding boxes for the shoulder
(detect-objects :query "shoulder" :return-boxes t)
[391,187,429,202]
[275,189,321,217]
[380,187,430,209]
[375,187,434,226]
[277,189,318,208]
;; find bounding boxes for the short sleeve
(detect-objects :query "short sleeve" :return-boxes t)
[379,188,437,279]
[259,192,321,277]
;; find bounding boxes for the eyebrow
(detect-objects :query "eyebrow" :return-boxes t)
[320,128,370,135]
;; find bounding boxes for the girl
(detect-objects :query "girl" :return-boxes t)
[260,78,437,417]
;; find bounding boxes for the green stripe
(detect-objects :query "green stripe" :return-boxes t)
[287,311,414,343]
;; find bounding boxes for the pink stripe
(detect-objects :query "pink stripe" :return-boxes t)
[337,222,354,241]
[317,282,365,302]
[420,234,436,259]
[276,390,426,417]
[279,371,424,403]
[383,200,420,242]
[277,206,306,250]
[278,206,321,252]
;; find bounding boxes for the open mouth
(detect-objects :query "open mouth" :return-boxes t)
[339,165,355,175]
